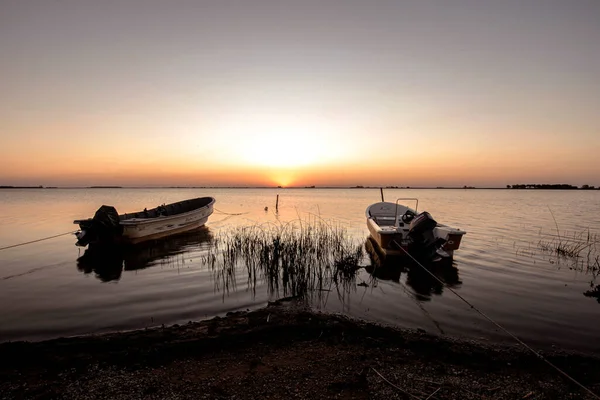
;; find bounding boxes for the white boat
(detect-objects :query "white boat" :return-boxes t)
[74,197,215,246]
[366,198,465,260]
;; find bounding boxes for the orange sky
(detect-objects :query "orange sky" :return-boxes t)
[1,1,599,187]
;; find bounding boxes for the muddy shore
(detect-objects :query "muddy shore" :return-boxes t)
[1,299,599,400]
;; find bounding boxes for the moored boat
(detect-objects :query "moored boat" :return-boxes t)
[366,198,465,260]
[74,197,215,246]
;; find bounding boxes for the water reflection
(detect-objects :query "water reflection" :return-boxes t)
[364,237,461,300]
[584,283,600,303]
[210,247,360,309]
[77,227,213,282]
[514,232,600,304]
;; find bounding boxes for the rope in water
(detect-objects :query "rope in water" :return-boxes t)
[0,231,77,252]
[213,208,248,216]
[394,241,600,399]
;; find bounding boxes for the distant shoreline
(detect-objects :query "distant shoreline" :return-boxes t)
[1,185,599,190]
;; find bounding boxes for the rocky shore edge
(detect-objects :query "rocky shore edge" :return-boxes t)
[1,299,599,399]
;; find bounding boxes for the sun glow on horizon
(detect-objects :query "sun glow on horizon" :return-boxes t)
[214,113,349,169]
[270,172,295,187]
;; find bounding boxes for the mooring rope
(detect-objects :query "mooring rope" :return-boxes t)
[0,231,77,252]
[394,241,600,399]
[213,208,248,216]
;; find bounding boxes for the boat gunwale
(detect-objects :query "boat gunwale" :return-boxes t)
[365,201,416,219]
[366,201,466,235]
[119,197,215,226]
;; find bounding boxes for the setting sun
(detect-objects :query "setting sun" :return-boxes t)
[214,113,346,169]
[244,132,323,168]
[270,171,295,187]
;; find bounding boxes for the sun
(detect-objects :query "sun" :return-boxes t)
[270,171,296,187]
[217,113,342,169]
[241,123,333,168]
[243,134,322,168]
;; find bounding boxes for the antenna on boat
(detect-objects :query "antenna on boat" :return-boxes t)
[380,187,384,202]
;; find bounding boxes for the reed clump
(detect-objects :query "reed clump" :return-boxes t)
[535,207,600,272]
[204,216,364,301]
[537,229,600,271]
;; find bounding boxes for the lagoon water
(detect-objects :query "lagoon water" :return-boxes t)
[1,188,599,351]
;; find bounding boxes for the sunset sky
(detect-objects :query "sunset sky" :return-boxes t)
[1,0,599,187]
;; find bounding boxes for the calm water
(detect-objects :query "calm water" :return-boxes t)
[1,188,599,352]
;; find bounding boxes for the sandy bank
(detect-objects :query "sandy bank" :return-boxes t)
[1,299,599,399]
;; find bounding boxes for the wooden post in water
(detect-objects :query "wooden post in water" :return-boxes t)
[276,194,279,212]
[380,187,384,202]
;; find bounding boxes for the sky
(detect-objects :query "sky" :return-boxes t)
[1,0,599,187]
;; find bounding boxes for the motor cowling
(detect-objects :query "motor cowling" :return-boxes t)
[407,211,446,259]
[76,205,123,246]
[408,211,437,237]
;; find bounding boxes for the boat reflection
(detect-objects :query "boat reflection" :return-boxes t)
[77,227,213,282]
[365,237,461,300]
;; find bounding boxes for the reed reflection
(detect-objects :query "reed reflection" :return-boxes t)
[77,227,213,282]
[584,283,600,304]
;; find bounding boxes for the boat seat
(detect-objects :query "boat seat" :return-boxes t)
[374,216,396,226]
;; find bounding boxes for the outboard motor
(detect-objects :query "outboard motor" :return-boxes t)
[76,205,123,246]
[407,211,446,260]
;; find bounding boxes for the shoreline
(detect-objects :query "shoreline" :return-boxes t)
[2,299,599,399]
[2,186,600,190]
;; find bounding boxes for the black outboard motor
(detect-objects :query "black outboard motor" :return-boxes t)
[407,211,446,260]
[76,205,123,246]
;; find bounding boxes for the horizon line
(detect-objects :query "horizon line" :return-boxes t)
[1,185,598,190]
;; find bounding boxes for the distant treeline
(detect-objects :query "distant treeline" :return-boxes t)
[0,185,122,189]
[0,185,44,189]
[508,184,597,190]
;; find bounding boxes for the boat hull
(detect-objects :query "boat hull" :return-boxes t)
[75,197,215,246]
[366,218,407,256]
[121,203,213,244]
[365,201,465,259]
[121,216,210,244]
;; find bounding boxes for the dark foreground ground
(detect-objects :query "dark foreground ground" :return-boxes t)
[1,299,599,400]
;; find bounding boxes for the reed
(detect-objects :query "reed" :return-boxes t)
[203,215,364,301]
[537,228,600,271]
